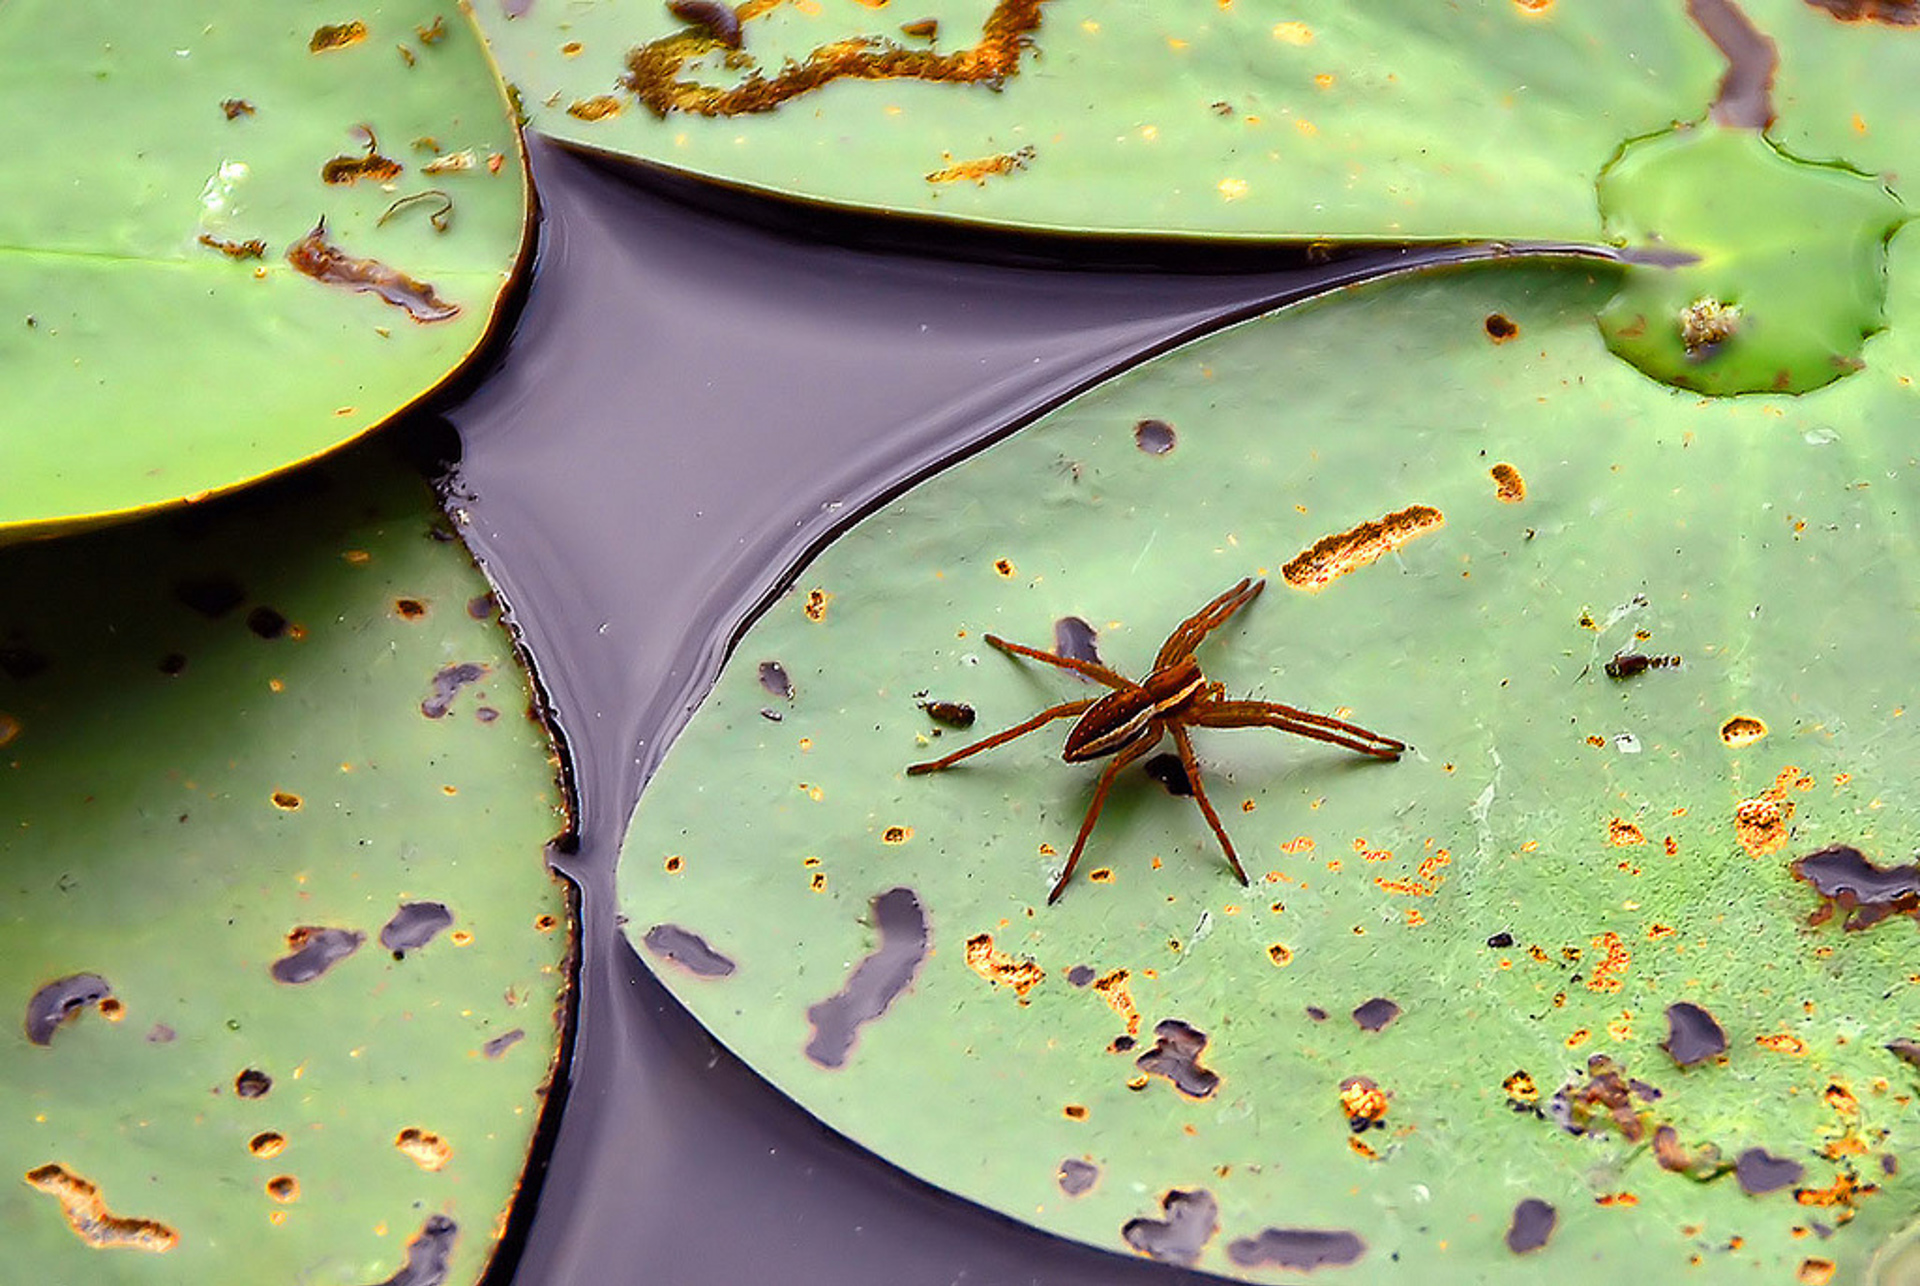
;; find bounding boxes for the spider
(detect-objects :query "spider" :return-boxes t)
[906,577,1406,903]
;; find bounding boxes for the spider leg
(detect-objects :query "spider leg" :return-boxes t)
[1154,577,1266,669]
[906,698,1099,774]
[1048,726,1164,904]
[1168,723,1250,887]
[1189,698,1405,759]
[986,635,1132,689]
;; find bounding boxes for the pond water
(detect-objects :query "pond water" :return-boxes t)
[444,139,1456,1285]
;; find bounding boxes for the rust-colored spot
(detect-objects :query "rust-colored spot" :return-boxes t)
[1734,766,1801,857]
[270,791,302,811]
[265,1174,299,1202]
[919,699,975,728]
[23,1163,179,1252]
[234,1067,272,1098]
[1485,312,1521,342]
[561,40,585,54]
[810,871,828,892]
[248,1131,286,1158]
[1793,845,1920,931]
[568,95,624,120]
[1267,943,1293,966]
[882,825,912,844]
[1512,0,1553,12]
[1794,1168,1877,1208]
[1607,818,1646,847]
[963,933,1044,1001]
[1093,968,1141,1036]
[309,20,368,51]
[1339,1075,1389,1128]
[1595,1191,1639,1207]
[1757,1031,1809,1055]
[663,854,684,874]
[626,0,1050,118]
[1503,1069,1538,1105]
[1490,462,1526,502]
[197,232,267,260]
[1803,0,1920,22]
[902,17,939,38]
[1281,835,1315,854]
[1282,504,1445,590]
[394,598,426,620]
[395,1127,452,1172]
[1062,1103,1087,1120]
[1587,931,1630,993]
[803,588,831,621]
[1798,1259,1838,1286]
[1088,867,1114,883]
[416,14,446,42]
[220,97,256,119]
[287,218,458,323]
[992,558,1016,578]
[1721,714,1769,747]
[926,145,1035,184]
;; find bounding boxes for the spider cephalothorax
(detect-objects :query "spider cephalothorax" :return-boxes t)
[907,578,1405,903]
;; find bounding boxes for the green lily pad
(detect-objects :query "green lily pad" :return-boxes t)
[1597,122,1906,395]
[620,256,1920,1281]
[477,0,1713,240]
[0,0,530,535]
[0,442,568,1284]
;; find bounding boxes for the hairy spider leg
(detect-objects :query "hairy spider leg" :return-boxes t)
[1154,577,1265,669]
[1168,722,1252,887]
[904,697,1100,775]
[983,634,1133,689]
[1190,698,1405,759]
[1048,726,1166,903]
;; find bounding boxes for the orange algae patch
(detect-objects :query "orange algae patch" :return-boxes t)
[1735,766,1806,857]
[1282,505,1444,590]
[23,1163,179,1252]
[1491,463,1527,503]
[926,146,1035,184]
[1608,818,1647,847]
[568,95,624,120]
[1092,967,1140,1036]
[1374,849,1449,897]
[964,934,1044,1000]
[1587,931,1630,993]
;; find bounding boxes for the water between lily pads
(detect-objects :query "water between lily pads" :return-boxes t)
[443,139,1476,1285]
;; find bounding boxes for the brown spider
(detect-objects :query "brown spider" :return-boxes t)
[906,577,1405,903]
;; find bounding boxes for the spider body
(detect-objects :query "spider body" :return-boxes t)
[906,578,1404,903]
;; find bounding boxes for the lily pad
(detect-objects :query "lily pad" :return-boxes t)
[477,0,1713,240]
[0,0,531,534]
[620,256,1920,1281]
[1596,122,1906,395]
[0,440,568,1283]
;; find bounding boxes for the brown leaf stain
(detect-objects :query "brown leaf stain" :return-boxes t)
[286,219,459,324]
[625,0,1052,118]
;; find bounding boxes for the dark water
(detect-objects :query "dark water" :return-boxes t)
[444,139,1458,1286]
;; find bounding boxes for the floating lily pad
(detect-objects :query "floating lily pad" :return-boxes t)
[0,0,531,534]
[0,441,568,1284]
[621,257,1920,1281]
[477,0,1713,240]
[1597,122,1906,394]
